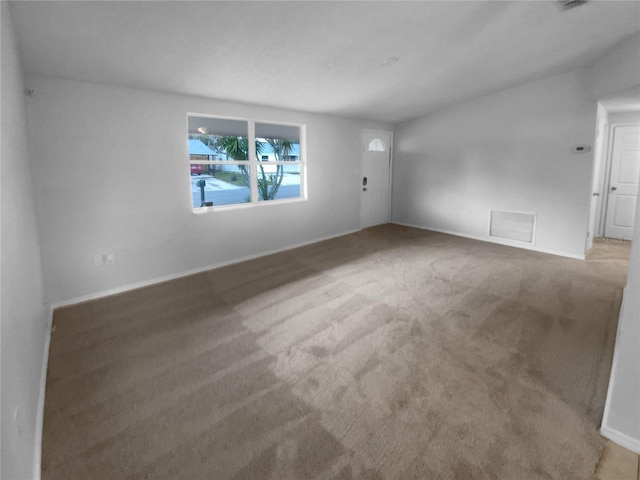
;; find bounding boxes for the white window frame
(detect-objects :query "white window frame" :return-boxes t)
[187,114,307,212]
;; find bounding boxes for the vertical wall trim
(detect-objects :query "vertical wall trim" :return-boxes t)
[32,309,53,480]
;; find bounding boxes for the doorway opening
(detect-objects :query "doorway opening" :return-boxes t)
[586,93,640,253]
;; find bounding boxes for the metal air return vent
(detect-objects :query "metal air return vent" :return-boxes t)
[490,210,536,244]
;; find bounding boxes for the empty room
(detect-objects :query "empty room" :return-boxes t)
[2,1,640,479]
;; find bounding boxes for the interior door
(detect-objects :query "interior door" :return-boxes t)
[360,130,392,229]
[604,125,640,240]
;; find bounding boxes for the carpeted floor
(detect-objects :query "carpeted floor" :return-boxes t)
[42,225,631,479]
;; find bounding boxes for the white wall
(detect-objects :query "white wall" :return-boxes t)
[24,75,390,305]
[589,33,640,100]
[608,111,640,124]
[601,190,640,453]
[392,69,597,258]
[591,33,640,453]
[1,3,49,479]
[586,103,608,251]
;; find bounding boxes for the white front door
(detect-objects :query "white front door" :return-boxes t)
[604,125,640,240]
[361,130,392,229]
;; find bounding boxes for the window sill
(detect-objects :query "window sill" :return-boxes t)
[192,196,308,214]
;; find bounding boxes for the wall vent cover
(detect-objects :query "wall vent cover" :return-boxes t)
[490,210,536,243]
[558,0,588,11]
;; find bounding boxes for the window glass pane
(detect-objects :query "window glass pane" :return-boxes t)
[255,123,300,162]
[255,164,301,201]
[190,166,251,208]
[368,138,385,152]
[188,116,249,161]
[188,116,248,138]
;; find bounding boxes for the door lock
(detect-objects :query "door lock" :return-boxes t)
[610,186,618,191]
[362,177,368,186]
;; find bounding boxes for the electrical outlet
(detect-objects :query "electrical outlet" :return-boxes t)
[330,213,335,221]
[461,211,467,220]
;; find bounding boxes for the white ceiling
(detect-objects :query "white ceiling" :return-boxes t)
[9,1,640,124]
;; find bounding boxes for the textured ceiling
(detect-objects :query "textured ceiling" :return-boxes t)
[9,1,640,123]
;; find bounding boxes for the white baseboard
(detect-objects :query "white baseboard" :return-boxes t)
[51,229,360,310]
[32,308,53,480]
[391,222,585,260]
[601,425,640,455]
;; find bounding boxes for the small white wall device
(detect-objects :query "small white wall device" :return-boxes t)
[572,145,591,153]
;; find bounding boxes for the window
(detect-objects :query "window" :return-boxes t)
[187,115,305,209]
[368,138,386,152]
[254,122,303,203]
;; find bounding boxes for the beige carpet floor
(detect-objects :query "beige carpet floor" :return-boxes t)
[42,225,631,480]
